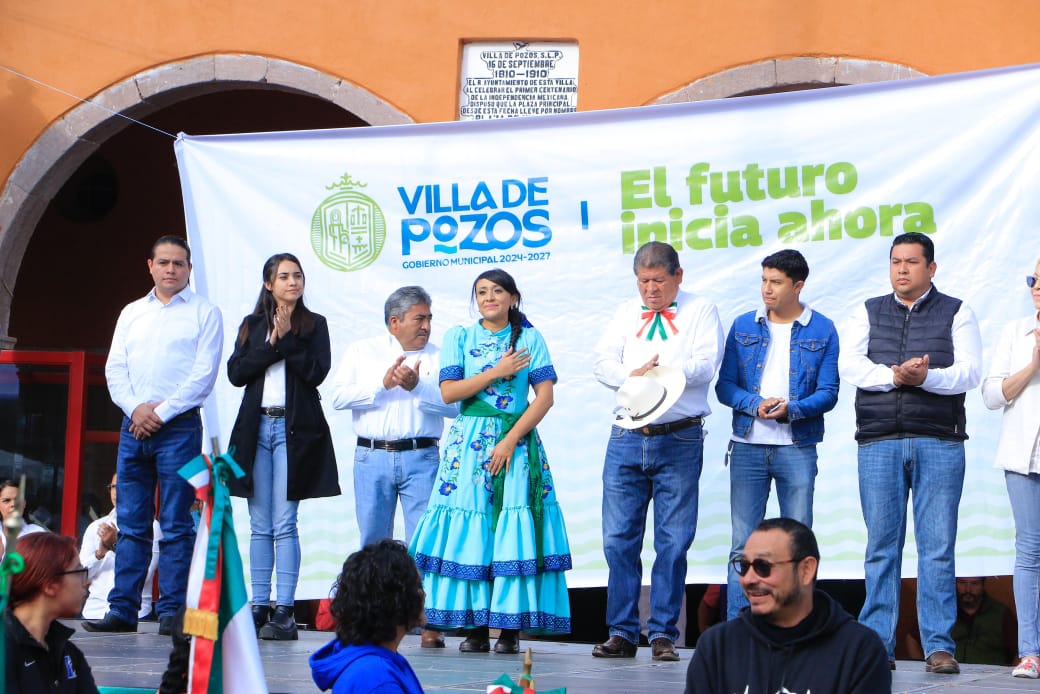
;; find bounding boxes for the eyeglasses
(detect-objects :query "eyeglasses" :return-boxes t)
[730,556,802,578]
[1028,276,1040,289]
[57,566,89,581]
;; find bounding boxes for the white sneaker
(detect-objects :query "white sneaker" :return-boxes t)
[1013,656,1040,679]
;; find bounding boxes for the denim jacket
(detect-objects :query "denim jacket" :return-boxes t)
[715,305,839,445]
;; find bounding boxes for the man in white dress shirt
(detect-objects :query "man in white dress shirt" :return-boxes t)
[592,241,724,662]
[838,231,982,674]
[80,473,161,620]
[85,235,222,635]
[332,285,457,647]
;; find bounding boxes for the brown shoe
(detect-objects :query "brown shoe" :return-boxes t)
[592,635,637,658]
[420,629,445,648]
[924,651,960,674]
[651,637,679,662]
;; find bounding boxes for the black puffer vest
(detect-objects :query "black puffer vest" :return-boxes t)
[854,288,967,442]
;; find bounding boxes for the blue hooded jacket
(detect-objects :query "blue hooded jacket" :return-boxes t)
[309,640,424,694]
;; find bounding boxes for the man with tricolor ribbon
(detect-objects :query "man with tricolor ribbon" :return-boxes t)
[592,241,724,662]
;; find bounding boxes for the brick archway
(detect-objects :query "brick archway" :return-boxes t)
[0,54,412,347]
[653,57,926,104]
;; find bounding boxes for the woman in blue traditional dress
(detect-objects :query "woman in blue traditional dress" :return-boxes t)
[409,268,571,654]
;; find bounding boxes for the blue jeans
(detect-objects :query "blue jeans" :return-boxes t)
[601,424,703,644]
[248,416,300,607]
[1006,470,1040,658]
[726,441,817,619]
[858,437,964,659]
[111,413,200,623]
[353,444,439,547]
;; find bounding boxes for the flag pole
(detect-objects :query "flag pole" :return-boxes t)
[0,476,28,694]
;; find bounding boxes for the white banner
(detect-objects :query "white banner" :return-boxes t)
[175,63,1040,597]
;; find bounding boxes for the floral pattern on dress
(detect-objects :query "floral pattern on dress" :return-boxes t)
[409,321,571,634]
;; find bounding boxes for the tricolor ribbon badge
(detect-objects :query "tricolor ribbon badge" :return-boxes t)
[636,302,678,341]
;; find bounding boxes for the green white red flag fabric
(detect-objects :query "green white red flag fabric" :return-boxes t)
[179,452,267,694]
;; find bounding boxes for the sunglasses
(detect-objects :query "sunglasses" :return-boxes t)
[730,556,802,578]
[1028,276,1040,288]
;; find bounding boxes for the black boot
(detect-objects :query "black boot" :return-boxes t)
[459,625,490,652]
[251,604,272,632]
[258,604,298,641]
[494,628,520,654]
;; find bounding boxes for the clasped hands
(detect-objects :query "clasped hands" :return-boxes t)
[129,401,164,440]
[384,355,422,391]
[892,354,929,387]
[268,304,293,345]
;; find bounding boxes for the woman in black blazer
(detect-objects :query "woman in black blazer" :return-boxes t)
[227,252,340,640]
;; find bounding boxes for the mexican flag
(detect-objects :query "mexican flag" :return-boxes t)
[179,452,267,694]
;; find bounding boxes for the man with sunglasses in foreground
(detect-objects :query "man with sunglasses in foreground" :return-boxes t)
[686,518,890,694]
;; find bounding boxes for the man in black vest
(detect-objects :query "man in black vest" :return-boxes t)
[838,232,982,675]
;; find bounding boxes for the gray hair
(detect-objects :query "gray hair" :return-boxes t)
[633,241,680,276]
[384,286,432,326]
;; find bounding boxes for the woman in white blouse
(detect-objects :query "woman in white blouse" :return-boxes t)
[981,262,1040,679]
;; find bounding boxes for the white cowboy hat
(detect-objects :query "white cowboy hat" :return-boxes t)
[612,365,686,429]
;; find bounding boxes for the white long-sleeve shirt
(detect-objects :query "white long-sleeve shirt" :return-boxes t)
[838,289,982,395]
[105,287,223,423]
[331,334,458,440]
[594,289,724,422]
[79,510,161,619]
[981,315,1040,474]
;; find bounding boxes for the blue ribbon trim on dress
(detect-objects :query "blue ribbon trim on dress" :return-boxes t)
[423,608,571,634]
[414,552,492,581]
[414,551,572,580]
[492,554,573,576]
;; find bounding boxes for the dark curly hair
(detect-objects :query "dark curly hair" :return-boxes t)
[330,539,426,645]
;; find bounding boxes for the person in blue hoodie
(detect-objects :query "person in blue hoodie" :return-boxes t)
[310,539,426,694]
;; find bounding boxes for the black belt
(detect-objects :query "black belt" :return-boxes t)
[170,407,200,422]
[357,437,438,452]
[633,416,702,437]
[260,406,286,418]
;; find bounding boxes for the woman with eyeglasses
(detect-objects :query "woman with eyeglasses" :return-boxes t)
[981,266,1040,680]
[227,253,340,641]
[5,532,99,693]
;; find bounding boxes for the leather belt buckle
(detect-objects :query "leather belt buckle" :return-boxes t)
[357,436,438,451]
[261,406,286,418]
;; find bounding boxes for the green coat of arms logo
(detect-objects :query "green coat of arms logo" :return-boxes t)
[311,174,386,272]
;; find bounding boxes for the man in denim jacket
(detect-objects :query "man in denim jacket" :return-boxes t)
[715,249,839,620]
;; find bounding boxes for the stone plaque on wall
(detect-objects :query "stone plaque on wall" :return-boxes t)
[459,41,579,120]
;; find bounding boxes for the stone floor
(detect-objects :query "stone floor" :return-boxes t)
[70,620,1040,693]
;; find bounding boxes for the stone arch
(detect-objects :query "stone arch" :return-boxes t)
[0,54,413,347]
[653,56,926,104]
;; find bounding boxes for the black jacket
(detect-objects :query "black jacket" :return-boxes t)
[686,590,890,694]
[227,312,340,501]
[5,612,98,694]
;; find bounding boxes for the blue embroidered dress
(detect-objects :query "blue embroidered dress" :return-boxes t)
[409,321,572,633]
